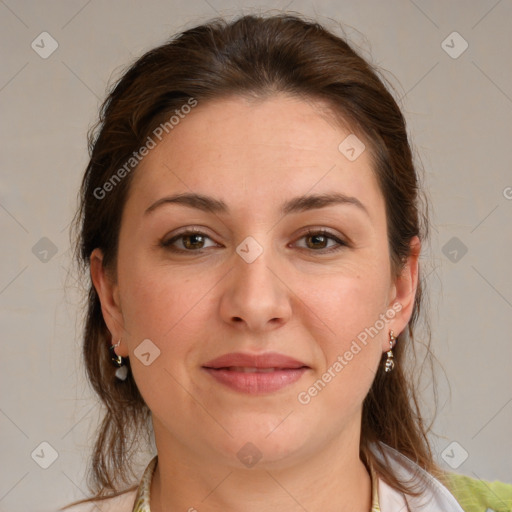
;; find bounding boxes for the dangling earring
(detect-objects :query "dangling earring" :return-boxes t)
[384,330,396,373]
[109,340,129,381]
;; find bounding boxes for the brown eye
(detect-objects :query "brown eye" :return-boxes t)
[295,230,347,253]
[305,233,329,249]
[161,231,217,252]
[181,233,206,250]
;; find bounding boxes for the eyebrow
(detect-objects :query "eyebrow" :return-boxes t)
[144,192,369,217]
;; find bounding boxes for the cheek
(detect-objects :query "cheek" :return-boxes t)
[118,258,198,339]
[305,262,390,340]
[298,263,390,391]
[296,273,388,411]
[117,267,208,412]
[116,262,219,385]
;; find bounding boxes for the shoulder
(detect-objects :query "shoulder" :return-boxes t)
[438,471,512,512]
[369,441,512,512]
[58,489,138,512]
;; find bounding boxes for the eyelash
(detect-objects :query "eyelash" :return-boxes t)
[160,228,348,254]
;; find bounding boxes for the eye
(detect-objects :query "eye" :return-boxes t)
[293,229,347,253]
[160,229,218,252]
[160,228,348,254]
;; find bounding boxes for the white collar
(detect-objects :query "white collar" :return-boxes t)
[370,442,465,512]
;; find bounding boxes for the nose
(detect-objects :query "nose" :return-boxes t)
[218,241,292,332]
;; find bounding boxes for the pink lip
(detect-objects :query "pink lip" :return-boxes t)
[202,352,310,394]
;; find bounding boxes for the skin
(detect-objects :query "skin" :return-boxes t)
[91,94,420,512]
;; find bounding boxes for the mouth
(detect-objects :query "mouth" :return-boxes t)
[202,352,310,394]
[212,366,303,373]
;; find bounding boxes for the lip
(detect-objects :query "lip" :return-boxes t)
[202,352,310,394]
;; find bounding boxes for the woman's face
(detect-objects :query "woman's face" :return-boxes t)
[92,94,419,469]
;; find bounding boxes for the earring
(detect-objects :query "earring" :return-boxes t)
[384,330,396,373]
[109,340,129,381]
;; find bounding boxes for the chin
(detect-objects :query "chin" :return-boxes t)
[207,418,312,470]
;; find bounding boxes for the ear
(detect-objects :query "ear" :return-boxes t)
[383,235,421,351]
[89,248,129,357]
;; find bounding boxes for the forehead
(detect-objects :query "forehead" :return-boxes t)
[128,94,383,219]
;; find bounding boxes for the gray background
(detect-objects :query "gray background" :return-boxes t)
[1,1,511,511]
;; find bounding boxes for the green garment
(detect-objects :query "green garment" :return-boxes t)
[440,471,512,512]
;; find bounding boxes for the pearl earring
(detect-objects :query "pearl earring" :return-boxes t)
[109,340,129,381]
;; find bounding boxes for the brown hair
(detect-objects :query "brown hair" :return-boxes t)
[64,11,441,509]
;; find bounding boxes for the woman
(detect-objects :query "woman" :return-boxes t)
[62,12,512,512]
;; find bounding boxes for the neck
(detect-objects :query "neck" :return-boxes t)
[150,423,372,512]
